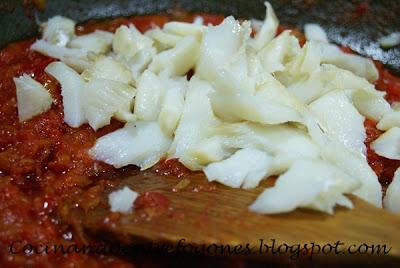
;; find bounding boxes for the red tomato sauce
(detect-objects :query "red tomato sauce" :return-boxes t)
[0,13,224,267]
[0,12,399,267]
[0,28,130,268]
[340,48,400,187]
[366,62,400,187]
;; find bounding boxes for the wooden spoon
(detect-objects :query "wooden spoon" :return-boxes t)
[60,170,400,261]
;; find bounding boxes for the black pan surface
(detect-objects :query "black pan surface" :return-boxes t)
[0,0,399,74]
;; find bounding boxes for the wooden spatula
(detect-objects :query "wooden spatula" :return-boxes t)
[60,170,400,260]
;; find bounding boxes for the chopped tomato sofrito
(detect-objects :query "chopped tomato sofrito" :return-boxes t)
[0,13,227,268]
[375,61,400,104]
[363,62,400,187]
[0,31,131,268]
[364,119,400,187]
[0,12,399,267]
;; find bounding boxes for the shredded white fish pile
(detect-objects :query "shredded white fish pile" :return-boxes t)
[15,2,400,215]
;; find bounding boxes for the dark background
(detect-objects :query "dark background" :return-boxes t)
[0,0,399,74]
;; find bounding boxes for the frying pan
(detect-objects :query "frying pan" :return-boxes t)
[0,0,399,74]
[1,0,400,267]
